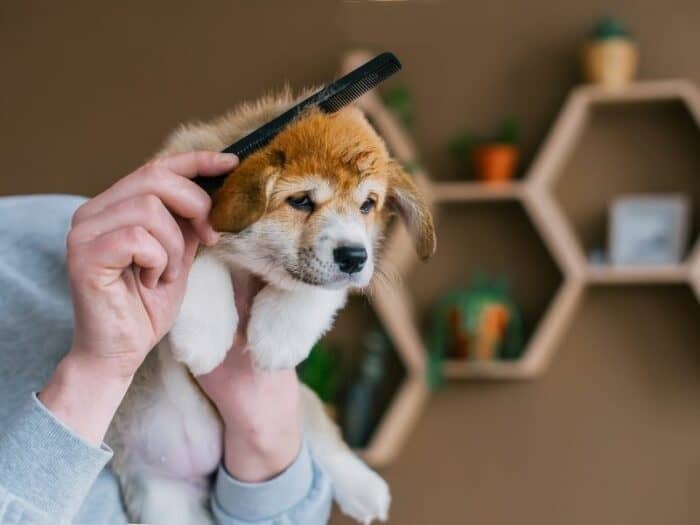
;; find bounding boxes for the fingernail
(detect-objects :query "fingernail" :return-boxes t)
[216,153,238,167]
[208,229,220,245]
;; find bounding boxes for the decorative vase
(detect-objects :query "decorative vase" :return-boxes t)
[582,38,638,89]
[472,144,519,184]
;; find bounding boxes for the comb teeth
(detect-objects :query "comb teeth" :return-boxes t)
[320,75,379,113]
[196,52,402,194]
[223,133,276,157]
[221,117,292,157]
[320,59,401,113]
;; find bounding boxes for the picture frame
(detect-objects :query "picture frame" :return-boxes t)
[609,194,691,266]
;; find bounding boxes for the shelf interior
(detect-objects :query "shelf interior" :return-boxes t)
[373,283,700,525]
[312,294,406,449]
[406,200,563,360]
[553,99,700,262]
[570,282,700,366]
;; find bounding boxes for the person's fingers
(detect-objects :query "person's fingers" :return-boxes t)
[69,194,186,282]
[74,171,213,244]
[177,218,200,269]
[157,151,238,177]
[68,226,168,289]
[72,151,237,243]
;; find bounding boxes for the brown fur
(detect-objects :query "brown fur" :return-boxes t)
[205,105,436,260]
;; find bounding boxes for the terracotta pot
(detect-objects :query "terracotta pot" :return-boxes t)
[472,144,519,184]
[582,38,638,89]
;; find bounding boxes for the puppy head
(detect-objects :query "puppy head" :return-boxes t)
[210,106,435,289]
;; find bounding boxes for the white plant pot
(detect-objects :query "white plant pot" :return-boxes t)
[582,38,639,89]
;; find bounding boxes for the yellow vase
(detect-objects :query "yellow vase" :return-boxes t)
[582,38,639,89]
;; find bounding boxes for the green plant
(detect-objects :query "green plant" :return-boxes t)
[448,130,478,160]
[493,118,519,145]
[427,273,525,389]
[298,341,342,403]
[591,16,631,40]
[383,85,414,130]
[448,118,520,160]
[382,85,426,175]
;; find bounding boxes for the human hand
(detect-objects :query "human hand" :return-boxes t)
[40,151,238,444]
[65,151,238,379]
[196,273,303,483]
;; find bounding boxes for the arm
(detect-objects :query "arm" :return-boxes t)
[196,276,333,525]
[0,152,238,525]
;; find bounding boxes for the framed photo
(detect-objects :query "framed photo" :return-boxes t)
[609,194,691,266]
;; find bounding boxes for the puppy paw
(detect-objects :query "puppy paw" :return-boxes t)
[170,334,232,376]
[246,325,310,370]
[169,252,237,375]
[329,456,391,524]
[246,285,345,370]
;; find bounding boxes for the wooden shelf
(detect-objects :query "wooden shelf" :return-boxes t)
[575,79,700,105]
[532,80,700,266]
[431,181,522,202]
[326,54,700,468]
[587,264,690,284]
[442,359,536,380]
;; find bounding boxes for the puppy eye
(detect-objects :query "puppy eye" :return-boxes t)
[287,194,314,212]
[360,198,376,215]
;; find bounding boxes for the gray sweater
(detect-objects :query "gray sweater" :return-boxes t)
[0,195,332,524]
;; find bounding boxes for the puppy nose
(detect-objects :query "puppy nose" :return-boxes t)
[333,245,367,274]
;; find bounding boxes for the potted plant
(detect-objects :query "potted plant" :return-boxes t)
[427,275,524,388]
[582,16,638,89]
[450,119,520,185]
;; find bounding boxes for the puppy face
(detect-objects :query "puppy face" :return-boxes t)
[210,107,435,290]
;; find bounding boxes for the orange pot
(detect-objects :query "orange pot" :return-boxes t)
[472,144,519,184]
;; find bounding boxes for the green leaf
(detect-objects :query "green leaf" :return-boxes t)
[383,85,414,130]
[591,15,631,40]
[494,118,519,144]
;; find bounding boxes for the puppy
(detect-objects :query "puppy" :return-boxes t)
[107,88,436,525]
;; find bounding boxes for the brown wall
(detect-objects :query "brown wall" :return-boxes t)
[4,0,700,197]
[2,2,699,524]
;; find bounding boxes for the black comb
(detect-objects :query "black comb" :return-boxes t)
[194,52,402,194]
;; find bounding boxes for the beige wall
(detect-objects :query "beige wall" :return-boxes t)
[4,0,700,197]
[2,2,699,524]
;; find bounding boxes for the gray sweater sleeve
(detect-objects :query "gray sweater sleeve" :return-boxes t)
[0,397,332,525]
[211,440,332,525]
[0,394,112,524]
[0,194,333,524]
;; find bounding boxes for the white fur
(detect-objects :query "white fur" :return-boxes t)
[108,90,391,524]
[136,477,212,525]
[110,253,389,524]
[169,251,237,374]
[247,284,347,370]
[302,385,391,525]
[108,348,224,525]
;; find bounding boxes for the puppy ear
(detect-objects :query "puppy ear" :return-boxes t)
[387,161,436,260]
[209,155,279,233]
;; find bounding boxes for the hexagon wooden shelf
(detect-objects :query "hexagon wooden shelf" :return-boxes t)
[407,193,582,380]
[311,51,433,468]
[529,79,700,280]
[323,52,700,467]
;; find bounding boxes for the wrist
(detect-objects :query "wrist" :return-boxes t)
[223,422,302,483]
[219,371,303,482]
[39,350,133,446]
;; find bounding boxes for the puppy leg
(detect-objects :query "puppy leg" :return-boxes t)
[301,385,390,524]
[120,472,213,525]
[169,250,237,375]
[247,286,346,370]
